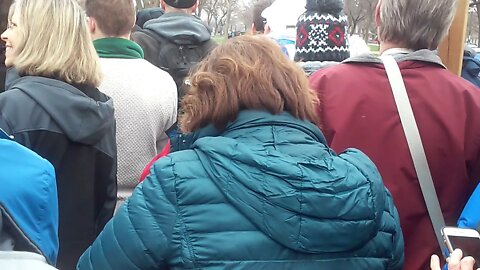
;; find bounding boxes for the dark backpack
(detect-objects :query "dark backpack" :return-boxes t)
[139,29,216,138]
[142,29,216,100]
[462,56,480,88]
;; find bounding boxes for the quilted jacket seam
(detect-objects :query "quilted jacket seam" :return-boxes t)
[171,155,200,268]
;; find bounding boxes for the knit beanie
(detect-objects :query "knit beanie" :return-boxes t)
[295,0,350,62]
[163,0,197,9]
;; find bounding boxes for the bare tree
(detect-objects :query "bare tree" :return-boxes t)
[345,0,367,35]
[202,0,222,33]
[200,0,241,35]
[141,0,159,8]
[345,0,377,41]
[360,0,377,42]
[473,0,480,46]
[223,0,234,37]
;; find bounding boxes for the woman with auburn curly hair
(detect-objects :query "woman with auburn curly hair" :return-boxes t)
[78,35,404,270]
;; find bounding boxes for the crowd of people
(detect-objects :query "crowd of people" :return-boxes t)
[0,0,479,269]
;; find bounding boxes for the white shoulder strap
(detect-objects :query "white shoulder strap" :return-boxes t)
[381,55,447,254]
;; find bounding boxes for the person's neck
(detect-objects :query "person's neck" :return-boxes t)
[164,6,192,14]
[379,41,410,55]
[91,29,130,41]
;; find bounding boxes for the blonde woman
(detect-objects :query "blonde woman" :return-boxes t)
[0,0,117,269]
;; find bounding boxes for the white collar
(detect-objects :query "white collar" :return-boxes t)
[382,48,414,56]
[0,251,47,261]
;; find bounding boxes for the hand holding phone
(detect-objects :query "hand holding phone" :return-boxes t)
[431,249,479,270]
[442,227,480,267]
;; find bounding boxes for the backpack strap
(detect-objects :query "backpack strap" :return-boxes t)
[381,54,448,256]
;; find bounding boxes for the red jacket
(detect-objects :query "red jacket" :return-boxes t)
[139,140,170,182]
[309,51,480,270]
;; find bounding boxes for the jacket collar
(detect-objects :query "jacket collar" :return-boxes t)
[345,49,446,69]
[0,251,49,262]
[0,129,12,140]
[382,48,413,56]
[93,38,144,59]
[171,110,326,152]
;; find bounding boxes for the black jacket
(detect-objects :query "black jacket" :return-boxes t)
[0,73,117,270]
[0,43,6,93]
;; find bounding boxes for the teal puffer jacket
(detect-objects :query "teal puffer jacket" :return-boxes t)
[77,110,404,270]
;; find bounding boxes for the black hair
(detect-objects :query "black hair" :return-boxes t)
[252,0,274,33]
[305,0,344,16]
[136,7,165,28]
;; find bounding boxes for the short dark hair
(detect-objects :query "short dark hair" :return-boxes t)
[180,35,319,133]
[252,0,274,33]
[136,7,164,28]
[85,0,135,36]
[305,0,344,15]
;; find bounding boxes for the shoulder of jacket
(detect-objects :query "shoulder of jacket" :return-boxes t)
[152,150,201,178]
[132,29,160,46]
[0,87,28,101]
[131,152,202,213]
[0,88,36,125]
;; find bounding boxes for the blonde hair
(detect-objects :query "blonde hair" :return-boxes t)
[180,35,319,133]
[12,0,101,86]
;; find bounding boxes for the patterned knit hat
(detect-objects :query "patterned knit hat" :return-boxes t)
[295,0,350,62]
[163,0,197,9]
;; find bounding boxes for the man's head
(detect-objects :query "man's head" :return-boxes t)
[85,0,136,39]
[161,0,198,14]
[376,0,457,51]
[251,0,274,34]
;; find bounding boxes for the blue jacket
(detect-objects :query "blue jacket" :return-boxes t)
[78,111,404,270]
[458,184,480,230]
[0,129,58,264]
[461,56,480,88]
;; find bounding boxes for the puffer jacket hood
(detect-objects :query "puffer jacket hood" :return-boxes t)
[0,129,58,264]
[5,74,114,145]
[192,111,386,254]
[143,12,212,44]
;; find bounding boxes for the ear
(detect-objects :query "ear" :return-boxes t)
[160,0,166,10]
[251,23,257,34]
[87,16,96,34]
[264,24,271,35]
[191,0,199,13]
[375,0,381,27]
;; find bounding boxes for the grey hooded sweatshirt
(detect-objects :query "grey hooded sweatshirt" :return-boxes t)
[0,72,117,270]
[131,12,216,83]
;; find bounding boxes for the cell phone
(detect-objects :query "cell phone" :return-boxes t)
[442,227,480,266]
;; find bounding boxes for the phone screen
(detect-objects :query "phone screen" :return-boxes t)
[448,235,480,264]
